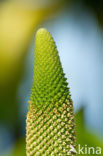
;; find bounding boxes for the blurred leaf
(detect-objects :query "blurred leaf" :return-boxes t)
[12,138,25,156]
[75,108,103,156]
[83,0,103,27]
[70,0,103,27]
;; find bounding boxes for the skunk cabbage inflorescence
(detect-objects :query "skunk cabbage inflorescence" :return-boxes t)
[26,28,76,156]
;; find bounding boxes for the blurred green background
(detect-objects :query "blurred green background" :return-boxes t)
[0,0,103,156]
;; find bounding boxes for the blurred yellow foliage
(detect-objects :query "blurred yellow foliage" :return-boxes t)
[0,1,62,86]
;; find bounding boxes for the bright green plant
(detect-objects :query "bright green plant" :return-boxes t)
[26,28,76,155]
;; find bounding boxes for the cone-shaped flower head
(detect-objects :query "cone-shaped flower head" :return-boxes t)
[26,28,76,156]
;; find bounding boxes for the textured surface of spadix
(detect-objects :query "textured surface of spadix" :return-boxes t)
[31,28,69,106]
[26,28,76,156]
